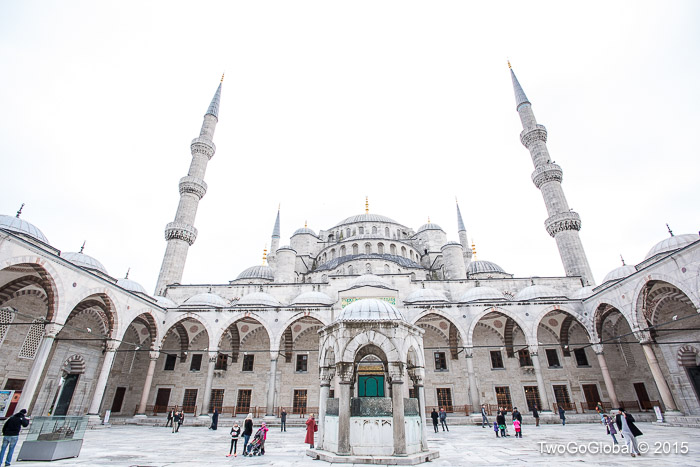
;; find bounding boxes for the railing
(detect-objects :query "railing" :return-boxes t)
[276,406,320,418]
[641,400,663,412]
[619,400,641,412]
[580,401,612,413]
[220,406,264,418]
[552,402,578,413]
[146,405,199,416]
[424,405,473,416]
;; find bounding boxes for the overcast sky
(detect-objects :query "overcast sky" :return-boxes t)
[1,1,698,294]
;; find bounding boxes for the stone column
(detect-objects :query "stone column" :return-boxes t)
[411,368,429,452]
[318,366,334,450]
[200,353,217,416]
[390,367,407,456]
[265,353,279,417]
[17,323,61,414]
[465,347,480,411]
[641,342,678,411]
[88,339,119,417]
[593,347,619,408]
[529,346,551,411]
[337,363,353,456]
[136,350,160,416]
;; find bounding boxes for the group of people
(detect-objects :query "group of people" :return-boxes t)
[492,406,523,438]
[430,408,449,432]
[227,413,268,457]
[165,408,185,433]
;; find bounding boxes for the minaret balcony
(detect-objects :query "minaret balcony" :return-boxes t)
[544,211,581,237]
[179,176,208,199]
[520,124,547,148]
[531,163,563,189]
[190,137,216,159]
[165,222,198,245]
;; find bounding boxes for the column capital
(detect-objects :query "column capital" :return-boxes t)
[104,339,119,352]
[44,323,62,338]
[528,344,539,356]
[590,343,604,355]
[463,346,474,358]
[320,366,335,386]
[149,350,161,361]
[388,361,405,381]
[269,351,279,361]
[336,362,353,383]
[635,329,654,345]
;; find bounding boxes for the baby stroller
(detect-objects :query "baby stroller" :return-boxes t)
[246,428,265,456]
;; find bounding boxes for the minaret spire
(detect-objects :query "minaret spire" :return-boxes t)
[456,198,472,267]
[268,205,281,265]
[155,78,222,295]
[510,64,595,285]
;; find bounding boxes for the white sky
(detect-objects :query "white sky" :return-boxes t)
[1,1,699,295]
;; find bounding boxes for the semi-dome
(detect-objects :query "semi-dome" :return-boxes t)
[337,298,405,322]
[236,265,275,281]
[514,285,566,301]
[61,251,108,275]
[0,215,49,244]
[416,223,444,233]
[334,213,399,227]
[570,286,595,300]
[404,288,448,303]
[182,292,229,308]
[468,260,507,275]
[235,292,282,307]
[602,265,637,284]
[154,296,178,308]
[459,286,507,303]
[117,277,147,295]
[350,274,391,289]
[645,234,699,260]
[291,291,335,306]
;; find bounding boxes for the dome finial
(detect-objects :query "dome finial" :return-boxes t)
[620,255,625,266]
[427,216,431,224]
[79,240,86,254]
[262,245,268,266]
[365,196,369,214]
[15,203,24,218]
[507,59,512,69]
[666,223,674,237]
[304,220,308,228]
[471,240,477,260]
[221,72,225,83]
[125,267,130,279]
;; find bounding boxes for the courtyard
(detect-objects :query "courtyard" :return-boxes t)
[8,421,700,466]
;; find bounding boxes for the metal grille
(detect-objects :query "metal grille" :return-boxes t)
[0,308,14,348]
[436,388,453,411]
[18,319,43,359]
[209,389,224,413]
[494,386,512,408]
[524,386,541,411]
[236,390,252,414]
[293,390,308,414]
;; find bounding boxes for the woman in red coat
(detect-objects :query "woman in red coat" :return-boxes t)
[305,413,317,448]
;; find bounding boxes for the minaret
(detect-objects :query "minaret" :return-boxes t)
[510,63,595,285]
[456,199,472,268]
[154,77,223,295]
[271,205,281,254]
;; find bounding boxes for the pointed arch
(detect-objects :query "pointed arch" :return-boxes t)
[467,306,531,347]
[0,256,63,322]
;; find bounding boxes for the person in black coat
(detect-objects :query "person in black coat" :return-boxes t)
[496,410,506,438]
[280,408,287,432]
[615,409,643,457]
[242,414,254,456]
[558,406,566,425]
[430,409,439,433]
[166,409,174,427]
[1,409,30,466]
[210,408,219,430]
[532,404,540,427]
[512,407,523,436]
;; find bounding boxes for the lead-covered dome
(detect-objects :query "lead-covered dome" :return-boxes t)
[62,251,109,275]
[602,265,636,284]
[236,265,274,281]
[570,286,594,300]
[416,223,444,233]
[182,292,229,308]
[292,291,335,306]
[117,277,147,295]
[404,288,448,303]
[292,227,317,237]
[459,286,507,303]
[350,274,391,289]
[514,285,566,301]
[645,234,698,260]
[235,292,281,307]
[0,215,49,244]
[468,260,506,275]
[338,298,405,322]
[154,296,178,308]
[334,213,399,227]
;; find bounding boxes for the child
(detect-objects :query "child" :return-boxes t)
[493,421,500,437]
[260,421,269,455]
[227,422,241,457]
[603,414,618,445]
[513,419,522,438]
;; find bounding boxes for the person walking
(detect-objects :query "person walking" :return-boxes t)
[496,410,506,438]
[172,411,181,433]
[430,408,439,433]
[227,422,241,457]
[603,414,618,445]
[512,407,522,437]
[305,413,317,449]
[242,413,254,456]
[595,402,605,424]
[480,404,489,428]
[166,408,174,427]
[1,409,30,466]
[210,408,219,430]
[558,405,566,426]
[616,408,643,457]
[438,407,449,432]
[280,408,287,432]
[532,404,540,427]
[260,421,269,454]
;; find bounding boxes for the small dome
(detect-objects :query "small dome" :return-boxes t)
[277,245,295,252]
[183,293,229,308]
[350,274,391,289]
[292,291,335,306]
[602,265,637,284]
[61,251,108,275]
[117,277,147,295]
[292,227,317,237]
[514,285,566,301]
[570,286,594,300]
[441,241,462,249]
[645,234,698,260]
[459,287,506,303]
[416,223,443,234]
[235,292,282,307]
[0,215,49,244]
[155,296,178,308]
[334,213,399,228]
[468,260,507,275]
[338,298,405,322]
[404,288,448,303]
[236,265,274,281]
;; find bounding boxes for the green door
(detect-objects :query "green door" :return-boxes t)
[359,375,384,397]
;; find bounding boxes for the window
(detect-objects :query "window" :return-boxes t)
[18,319,43,359]
[215,353,228,371]
[365,263,371,273]
[436,388,453,411]
[182,389,198,411]
[378,243,384,254]
[190,354,202,371]
[490,351,504,369]
[359,227,364,234]
[401,246,406,257]
[384,264,390,274]
[348,265,354,275]
[0,308,14,348]
[329,389,335,398]
[236,389,252,414]
[553,385,571,408]
[346,228,351,238]
[518,349,533,367]
[546,349,561,368]
[3,379,24,391]
[242,354,254,372]
[409,388,417,399]
[524,386,542,411]
[330,249,336,260]
[434,352,447,371]
[352,244,359,255]
[385,227,390,237]
[390,244,397,255]
[296,354,308,372]
[209,389,224,413]
[573,348,589,367]
[293,389,308,414]
[164,354,177,371]
[340,245,346,256]
[365,243,371,255]
[372,226,377,234]
[495,386,512,409]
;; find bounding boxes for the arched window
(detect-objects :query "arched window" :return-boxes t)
[401,246,407,257]
[365,263,372,273]
[377,243,384,254]
[340,245,346,256]
[352,244,359,255]
[340,267,344,274]
[321,274,327,282]
[390,244,397,255]
[323,253,327,263]
[359,227,364,234]
[346,228,351,238]
[410,251,413,260]
[328,233,334,242]
[385,227,390,237]
[372,226,377,234]
[365,243,372,255]
[348,265,354,275]
[384,264,390,274]
[330,249,336,260]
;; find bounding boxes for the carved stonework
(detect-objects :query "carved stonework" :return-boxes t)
[320,366,336,384]
[520,124,548,148]
[544,211,582,237]
[190,137,216,160]
[44,323,63,338]
[531,163,563,189]
[149,350,161,361]
[336,362,354,383]
[178,176,208,199]
[104,339,120,352]
[165,222,198,245]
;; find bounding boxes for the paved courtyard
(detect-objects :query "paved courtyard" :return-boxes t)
[8,422,700,466]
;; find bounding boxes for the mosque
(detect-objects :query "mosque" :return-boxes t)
[0,66,699,433]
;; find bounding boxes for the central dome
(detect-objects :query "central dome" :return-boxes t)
[236,265,274,281]
[333,213,399,227]
[338,298,405,322]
